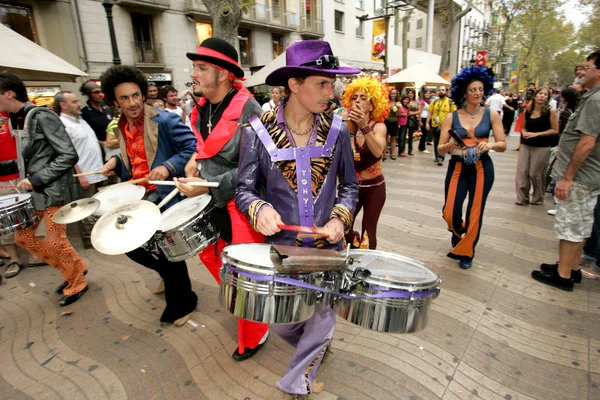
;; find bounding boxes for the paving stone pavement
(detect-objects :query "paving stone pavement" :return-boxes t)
[1,136,599,400]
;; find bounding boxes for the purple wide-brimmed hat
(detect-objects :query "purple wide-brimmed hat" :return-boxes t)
[265,40,360,86]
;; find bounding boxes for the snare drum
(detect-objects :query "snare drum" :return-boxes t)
[0,194,39,237]
[92,183,146,216]
[155,195,218,262]
[220,243,318,324]
[334,250,441,333]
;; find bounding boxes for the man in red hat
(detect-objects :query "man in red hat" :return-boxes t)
[174,37,269,361]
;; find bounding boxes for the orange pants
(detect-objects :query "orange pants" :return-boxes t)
[15,206,87,295]
[199,200,268,353]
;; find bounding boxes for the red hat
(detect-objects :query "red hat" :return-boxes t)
[186,38,244,78]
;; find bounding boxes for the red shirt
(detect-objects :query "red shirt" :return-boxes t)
[121,114,156,191]
[0,112,19,181]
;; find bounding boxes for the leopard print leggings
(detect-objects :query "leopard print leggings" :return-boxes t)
[15,206,87,296]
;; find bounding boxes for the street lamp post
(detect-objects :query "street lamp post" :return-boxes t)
[102,0,121,65]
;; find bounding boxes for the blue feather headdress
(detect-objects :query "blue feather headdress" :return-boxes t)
[450,66,495,107]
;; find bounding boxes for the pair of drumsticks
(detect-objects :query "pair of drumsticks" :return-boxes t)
[278,224,329,239]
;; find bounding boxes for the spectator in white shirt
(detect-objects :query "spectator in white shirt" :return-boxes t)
[162,85,187,124]
[262,86,283,112]
[486,89,514,118]
[55,91,106,248]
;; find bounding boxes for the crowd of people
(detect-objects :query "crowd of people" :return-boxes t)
[0,36,599,395]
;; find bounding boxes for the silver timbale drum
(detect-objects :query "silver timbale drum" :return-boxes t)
[219,243,318,324]
[0,194,39,237]
[334,250,441,333]
[155,194,218,262]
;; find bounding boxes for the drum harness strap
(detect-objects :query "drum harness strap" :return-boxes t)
[222,264,437,300]
[248,113,342,247]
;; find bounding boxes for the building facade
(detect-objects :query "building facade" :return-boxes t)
[6,0,503,94]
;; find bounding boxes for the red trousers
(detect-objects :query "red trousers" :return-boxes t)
[199,200,268,353]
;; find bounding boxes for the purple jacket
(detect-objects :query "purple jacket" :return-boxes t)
[235,108,358,250]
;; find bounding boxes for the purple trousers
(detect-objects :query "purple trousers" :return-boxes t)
[272,304,336,395]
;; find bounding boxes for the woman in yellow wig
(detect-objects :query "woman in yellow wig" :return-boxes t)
[342,76,389,249]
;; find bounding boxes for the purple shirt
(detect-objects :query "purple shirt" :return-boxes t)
[236,106,358,249]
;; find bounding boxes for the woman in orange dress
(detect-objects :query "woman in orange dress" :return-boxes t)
[342,76,389,249]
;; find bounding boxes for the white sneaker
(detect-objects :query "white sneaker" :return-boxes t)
[547,209,556,216]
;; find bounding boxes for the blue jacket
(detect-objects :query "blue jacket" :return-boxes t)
[113,105,196,207]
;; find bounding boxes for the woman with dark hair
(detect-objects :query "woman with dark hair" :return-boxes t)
[397,95,410,158]
[418,89,432,153]
[502,92,519,136]
[515,87,559,205]
[400,88,419,156]
[558,87,579,136]
[438,66,507,269]
[384,88,401,160]
[513,89,534,150]
[342,76,389,249]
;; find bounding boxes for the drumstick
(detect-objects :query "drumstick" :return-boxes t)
[278,224,328,236]
[73,171,104,177]
[127,177,149,185]
[148,180,219,188]
[157,188,180,209]
[0,185,17,189]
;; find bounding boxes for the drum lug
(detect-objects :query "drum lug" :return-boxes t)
[268,277,274,297]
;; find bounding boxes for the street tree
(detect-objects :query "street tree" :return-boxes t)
[201,0,253,54]
[492,0,527,68]
[438,0,473,75]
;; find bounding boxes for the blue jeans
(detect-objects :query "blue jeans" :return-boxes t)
[583,194,600,269]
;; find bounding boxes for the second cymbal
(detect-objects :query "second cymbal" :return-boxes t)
[52,198,100,224]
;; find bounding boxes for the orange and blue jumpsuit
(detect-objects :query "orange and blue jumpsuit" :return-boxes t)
[443,108,495,262]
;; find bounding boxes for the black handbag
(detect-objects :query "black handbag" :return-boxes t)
[407,115,419,130]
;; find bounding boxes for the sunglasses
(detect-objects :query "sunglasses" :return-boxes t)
[90,90,103,95]
[301,55,339,70]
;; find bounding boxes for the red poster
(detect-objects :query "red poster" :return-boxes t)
[475,51,487,67]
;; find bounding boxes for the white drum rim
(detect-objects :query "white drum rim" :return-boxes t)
[0,193,32,207]
[221,243,277,275]
[158,194,212,232]
[344,249,440,291]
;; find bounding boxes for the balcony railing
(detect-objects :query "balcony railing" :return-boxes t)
[133,41,163,65]
[243,4,299,29]
[298,17,324,36]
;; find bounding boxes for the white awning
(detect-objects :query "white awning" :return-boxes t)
[386,63,450,87]
[0,25,88,82]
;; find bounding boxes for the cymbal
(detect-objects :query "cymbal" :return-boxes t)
[52,198,101,224]
[91,200,161,255]
[93,183,146,216]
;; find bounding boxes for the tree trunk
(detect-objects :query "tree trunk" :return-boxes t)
[493,18,512,68]
[402,9,413,70]
[202,1,246,58]
[439,0,473,74]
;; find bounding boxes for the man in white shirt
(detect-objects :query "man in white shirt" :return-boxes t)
[261,86,282,112]
[486,90,513,118]
[162,85,187,124]
[55,91,106,248]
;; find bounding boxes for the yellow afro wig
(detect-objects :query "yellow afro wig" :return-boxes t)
[342,76,390,122]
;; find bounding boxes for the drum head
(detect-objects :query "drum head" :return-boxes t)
[222,243,276,273]
[93,183,146,216]
[158,194,211,232]
[0,194,31,207]
[346,250,439,291]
